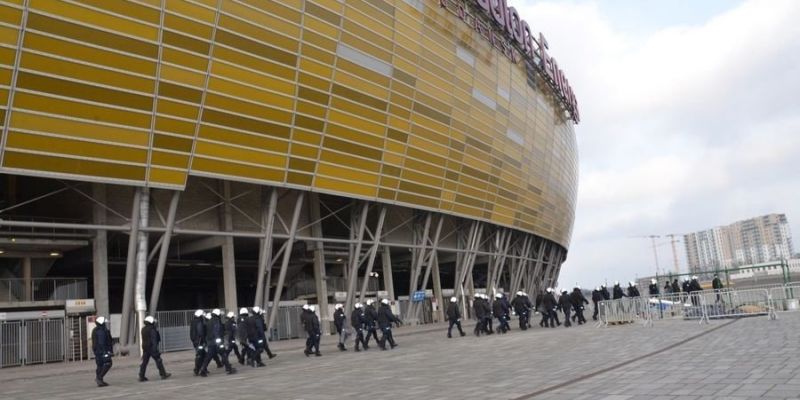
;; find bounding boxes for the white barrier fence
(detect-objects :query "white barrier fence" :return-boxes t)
[597,286,785,328]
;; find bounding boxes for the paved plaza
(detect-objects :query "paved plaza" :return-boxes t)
[1,313,799,400]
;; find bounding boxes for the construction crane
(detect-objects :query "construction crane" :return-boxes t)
[664,234,682,275]
[631,235,660,275]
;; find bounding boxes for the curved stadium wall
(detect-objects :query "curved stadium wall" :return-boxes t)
[0,0,577,250]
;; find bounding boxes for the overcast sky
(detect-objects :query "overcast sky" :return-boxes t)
[515,0,800,287]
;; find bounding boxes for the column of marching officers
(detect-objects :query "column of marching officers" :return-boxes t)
[90,297,403,387]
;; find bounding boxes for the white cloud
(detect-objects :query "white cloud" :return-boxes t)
[515,0,800,285]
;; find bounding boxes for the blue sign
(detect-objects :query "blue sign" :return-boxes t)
[412,290,425,303]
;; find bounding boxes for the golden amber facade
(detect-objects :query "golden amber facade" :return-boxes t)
[0,0,577,247]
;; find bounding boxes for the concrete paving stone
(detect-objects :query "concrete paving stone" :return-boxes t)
[3,312,800,399]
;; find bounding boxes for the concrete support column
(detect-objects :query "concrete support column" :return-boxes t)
[431,255,444,322]
[134,188,150,355]
[308,192,329,333]
[22,257,31,301]
[92,183,109,317]
[119,188,142,350]
[381,246,394,300]
[221,181,238,312]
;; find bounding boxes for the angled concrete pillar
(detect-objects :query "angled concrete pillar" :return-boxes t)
[220,181,238,312]
[308,192,329,333]
[381,246,394,301]
[92,183,109,317]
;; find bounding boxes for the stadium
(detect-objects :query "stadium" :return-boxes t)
[0,0,578,357]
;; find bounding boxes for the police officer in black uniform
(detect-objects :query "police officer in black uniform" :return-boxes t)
[224,311,243,365]
[558,289,572,327]
[333,303,348,351]
[199,309,235,376]
[543,287,559,327]
[591,287,604,321]
[253,306,276,361]
[612,282,626,300]
[364,299,380,347]
[139,315,171,382]
[351,303,368,351]
[190,309,208,376]
[712,273,724,302]
[493,293,510,333]
[377,298,402,349]
[648,279,659,296]
[570,287,589,324]
[301,304,321,357]
[92,316,113,387]
[446,296,466,338]
[472,293,486,336]
[237,308,251,365]
[601,284,610,301]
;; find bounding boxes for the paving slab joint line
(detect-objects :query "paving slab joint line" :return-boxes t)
[509,318,740,400]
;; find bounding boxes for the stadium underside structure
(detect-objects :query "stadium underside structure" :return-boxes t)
[0,0,577,349]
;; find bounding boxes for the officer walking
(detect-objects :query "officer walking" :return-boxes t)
[481,294,494,334]
[237,308,251,365]
[224,311,244,365]
[92,316,113,387]
[627,282,637,297]
[493,293,510,333]
[558,289,572,327]
[446,296,466,338]
[302,305,322,356]
[712,273,724,302]
[570,287,589,324]
[351,303,368,351]
[472,293,486,336]
[199,309,235,376]
[377,298,402,350]
[533,291,546,328]
[648,279,660,297]
[190,309,208,376]
[252,306,276,360]
[612,282,626,299]
[333,303,349,351]
[600,284,610,301]
[364,299,380,347]
[591,287,603,321]
[671,279,681,295]
[543,288,559,327]
[244,308,264,367]
[138,316,171,382]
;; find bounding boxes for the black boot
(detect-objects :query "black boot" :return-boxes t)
[138,376,148,382]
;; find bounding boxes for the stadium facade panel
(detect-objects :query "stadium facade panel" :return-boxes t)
[0,0,577,248]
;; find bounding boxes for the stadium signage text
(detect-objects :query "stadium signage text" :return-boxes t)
[437,0,579,123]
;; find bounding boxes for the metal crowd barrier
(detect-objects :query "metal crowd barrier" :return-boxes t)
[598,287,779,329]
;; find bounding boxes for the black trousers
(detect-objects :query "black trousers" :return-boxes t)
[139,350,167,378]
[230,342,243,362]
[497,315,510,332]
[447,319,464,336]
[575,306,586,324]
[201,344,232,372]
[380,326,395,348]
[549,309,560,326]
[592,300,599,320]
[365,326,379,346]
[95,352,112,380]
[193,345,206,373]
[562,308,571,327]
[248,339,263,365]
[354,328,367,349]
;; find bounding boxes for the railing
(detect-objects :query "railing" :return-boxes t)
[0,278,88,303]
[597,287,780,328]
